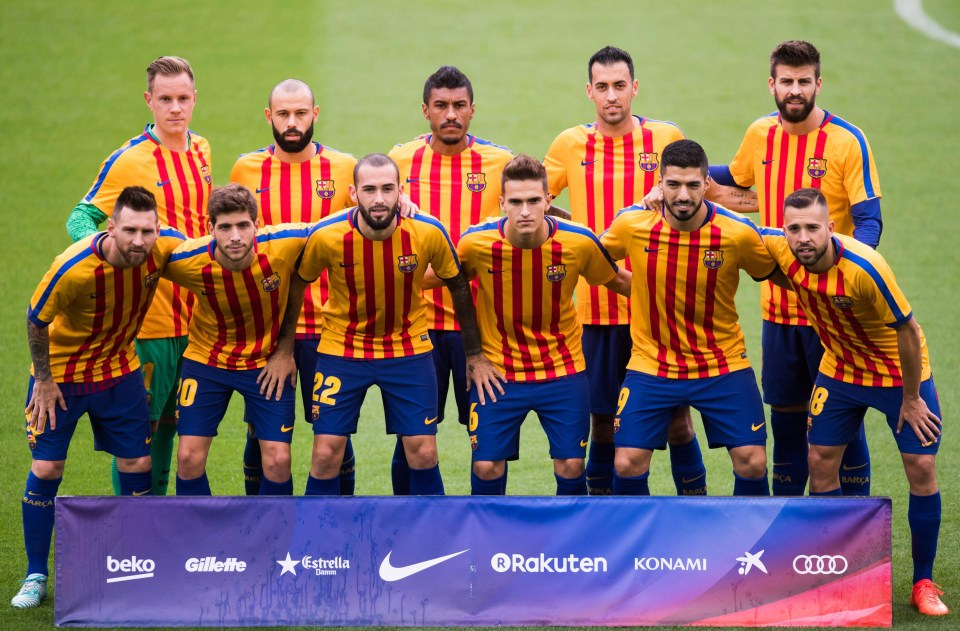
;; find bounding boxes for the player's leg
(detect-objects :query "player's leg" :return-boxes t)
[762,322,816,496]
[242,424,262,495]
[147,336,186,496]
[805,375,867,496]
[536,374,590,496]
[308,434,349,495]
[666,407,707,495]
[239,366,296,495]
[92,371,155,497]
[582,325,627,495]
[174,360,231,495]
[695,368,769,496]
[469,379,524,495]
[612,371,677,495]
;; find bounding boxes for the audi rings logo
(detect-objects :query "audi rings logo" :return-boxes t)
[793,555,848,575]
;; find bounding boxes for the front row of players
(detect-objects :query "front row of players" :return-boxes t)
[16,142,946,614]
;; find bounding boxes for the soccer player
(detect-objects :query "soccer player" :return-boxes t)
[763,188,946,616]
[601,140,775,497]
[13,187,181,609]
[447,154,631,495]
[297,153,503,496]
[388,66,513,493]
[66,56,212,496]
[713,41,882,496]
[230,78,359,496]
[162,184,305,496]
[543,46,707,495]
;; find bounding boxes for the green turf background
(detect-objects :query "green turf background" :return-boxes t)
[1,0,957,629]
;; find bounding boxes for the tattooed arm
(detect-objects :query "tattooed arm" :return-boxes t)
[26,312,65,432]
[444,272,505,404]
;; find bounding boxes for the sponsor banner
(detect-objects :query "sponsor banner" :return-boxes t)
[55,497,891,627]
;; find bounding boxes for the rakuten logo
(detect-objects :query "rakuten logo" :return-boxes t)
[634,557,708,571]
[185,557,247,573]
[490,553,607,573]
[106,555,155,583]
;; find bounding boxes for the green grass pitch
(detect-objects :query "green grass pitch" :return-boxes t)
[0,1,958,629]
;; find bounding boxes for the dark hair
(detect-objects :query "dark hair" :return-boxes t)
[660,139,709,177]
[113,186,158,220]
[588,46,634,82]
[783,187,827,211]
[422,66,473,104]
[146,56,195,92]
[501,154,548,195]
[208,183,258,225]
[353,153,400,186]
[770,40,821,79]
[268,78,314,108]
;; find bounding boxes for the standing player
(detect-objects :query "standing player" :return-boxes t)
[163,184,304,496]
[231,79,358,496]
[602,140,775,497]
[763,188,946,615]
[544,46,706,495]
[713,41,881,496]
[387,66,513,493]
[297,153,503,496]
[448,155,631,495]
[66,56,212,496]
[13,187,181,608]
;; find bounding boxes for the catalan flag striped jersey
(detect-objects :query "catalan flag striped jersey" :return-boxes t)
[389,134,512,331]
[728,112,881,326]
[299,210,461,359]
[162,224,308,370]
[28,228,185,383]
[82,124,213,339]
[543,116,685,326]
[601,203,777,379]
[459,216,618,382]
[230,142,356,339]
[762,231,928,387]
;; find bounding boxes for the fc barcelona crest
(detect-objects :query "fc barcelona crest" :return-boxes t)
[397,254,418,273]
[316,179,336,199]
[466,172,486,193]
[832,295,854,309]
[201,164,212,184]
[546,264,567,282]
[144,271,160,288]
[638,152,659,172]
[807,158,828,179]
[261,272,281,292]
[702,249,724,269]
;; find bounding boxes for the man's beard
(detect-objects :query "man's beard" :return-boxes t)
[273,122,314,153]
[358,201,398,231]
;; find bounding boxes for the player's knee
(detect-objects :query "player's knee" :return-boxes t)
[117,456,151,474]
[614,448,649,477]
[473,460,505,480]
[902,455,938,494]
[260,445,292,478]
[554,458,584,479]
[730,446,766,478]
[666,407,695,444]
[30,459,65,480]
[402,436,438,469]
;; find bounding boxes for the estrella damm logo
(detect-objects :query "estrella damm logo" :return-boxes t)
[144,271,160,288]
[832,295,854,309]
[397,254,418,273]
[465,172,486,193]
[470,435,479,451]
[546,264,566,282]
[261,272,281,292]
[807,158,828,178]
[638,152,659,172]
[201,164,212,184]
[316,179,336,199]
[702,249,724,269]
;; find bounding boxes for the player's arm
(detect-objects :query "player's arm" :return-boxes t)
[603,267,632,297]
[444,272,505,404]
[546,204,571,221]
[705,182,758,213]
[66,201,108,242]
[765,267,793,290]
[25,311,66,432]
[257,274,308,400]
[894,317,941,445]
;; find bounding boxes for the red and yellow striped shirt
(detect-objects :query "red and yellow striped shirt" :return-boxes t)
[389,134,512,331]
[459,217,618,382]
[83,124,212,339]
[544,116,685,326]
[162,224,307,370]
[729,112,881,325]
[763,231,928,386]
[230,142,356,339]
[299,210,461,359]
[602,203,776,379]
[28,228,184,383]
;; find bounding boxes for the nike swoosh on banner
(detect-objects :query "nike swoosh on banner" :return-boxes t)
[378,549,469,582]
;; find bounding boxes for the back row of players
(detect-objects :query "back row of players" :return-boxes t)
[15,44,947,615]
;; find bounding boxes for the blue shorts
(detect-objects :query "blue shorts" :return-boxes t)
[294,338,321,423]
[582,324,631,415]
[761,321,824,406]
[807,374,942,455]
[615,368,766,450]
[468,373,590,462]
[24,371,151,461]
[177,359,296,443]
[429,329,469,425]
[312,352,438,437]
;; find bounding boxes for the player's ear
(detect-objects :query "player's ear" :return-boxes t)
[144,90,152,107]
[814,76,822,96]
[631,79,638,97]
[264,108,272,123]
[312,105,320,121]
[421,102,429,120]
[768,77,776,96]
[349,184,358,204]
